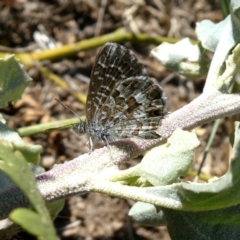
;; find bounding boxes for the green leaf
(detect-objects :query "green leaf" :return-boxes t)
[0,122,42,164]
[163,204,240,240]
[128,122,240,235]
[150,38,209,78]
[46,200,65,220]
[0,55,31,108]
[196,2,240,53]
[108,129,200,187]
[177,121,240,210]
[0,139,58,239]
[140,128,200,186]
[126,121,240,212]
[196,19,228,52]
[10,208,58,240]
[101,122,240,213]
[0,140,42,212]
[129,202,166,226]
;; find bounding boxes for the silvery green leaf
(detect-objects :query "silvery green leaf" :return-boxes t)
[196,18,229,52]
[150,38,208,78]
[129,202,166,226]
[140,128,200,186]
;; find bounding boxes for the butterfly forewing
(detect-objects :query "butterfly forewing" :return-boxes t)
[86,43,148,122]
[77,42,167,145]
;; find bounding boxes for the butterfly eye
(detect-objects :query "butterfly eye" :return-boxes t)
[73,123,85,135]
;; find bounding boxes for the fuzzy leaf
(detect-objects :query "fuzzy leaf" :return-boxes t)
[129,202,166,226]
[140,128,200,186]
[150,38,209,78]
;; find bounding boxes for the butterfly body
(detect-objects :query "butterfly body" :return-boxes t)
[73,43,167,150]
[73,121,111,143]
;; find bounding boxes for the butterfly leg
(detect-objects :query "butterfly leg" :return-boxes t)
[102,135,113,160]
[102,135,110,149]
[86,137,94,153]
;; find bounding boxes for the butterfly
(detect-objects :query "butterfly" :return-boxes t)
[72,42,167,151]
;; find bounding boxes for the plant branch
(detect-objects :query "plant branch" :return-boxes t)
[24,92,240,191]
[0,28,180,64]
[36,91,240,199]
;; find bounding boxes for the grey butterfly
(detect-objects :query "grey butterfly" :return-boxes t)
[73,42,167,151]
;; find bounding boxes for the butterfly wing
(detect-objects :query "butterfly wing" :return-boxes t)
[95,75,167,141]
[86,43,148,122]
[85,42,167,143]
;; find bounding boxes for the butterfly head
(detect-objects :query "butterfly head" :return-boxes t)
[73,121,86,135]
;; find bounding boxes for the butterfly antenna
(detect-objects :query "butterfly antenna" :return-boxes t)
[54,98,82,122]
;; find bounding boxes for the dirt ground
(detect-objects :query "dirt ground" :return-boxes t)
[0,0,229,239]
